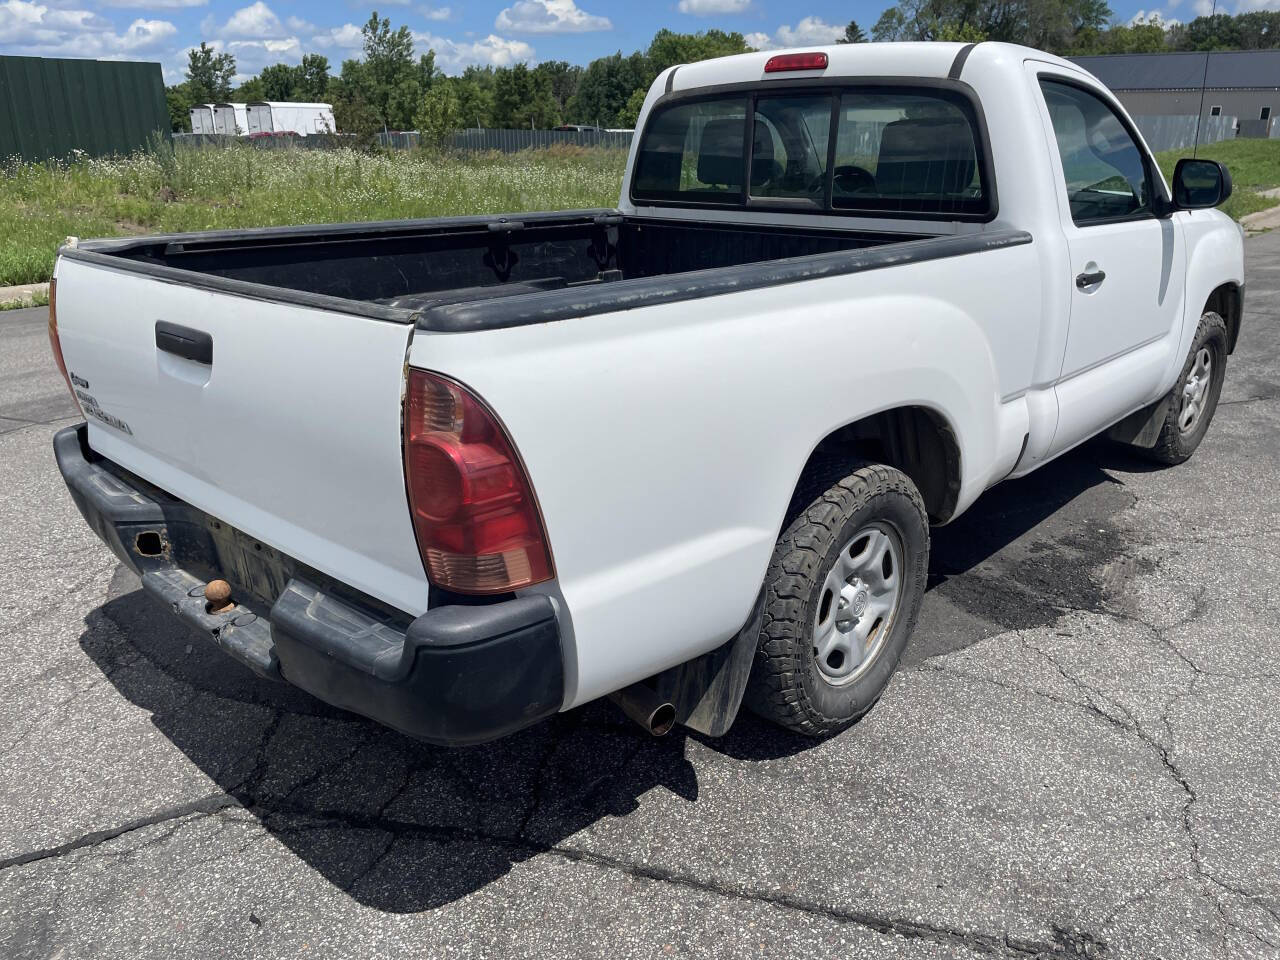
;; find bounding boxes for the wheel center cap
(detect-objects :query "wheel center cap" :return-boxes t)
[851,590,868,617]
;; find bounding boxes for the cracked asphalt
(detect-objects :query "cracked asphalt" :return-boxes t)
[1,231,1278,959]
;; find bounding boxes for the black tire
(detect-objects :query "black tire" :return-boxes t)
[744,462,929,738]
[1145,311,1228,465]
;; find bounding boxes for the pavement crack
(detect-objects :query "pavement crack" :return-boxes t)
[0,793,240,873]
[1219,393,1280,407]
[247,796,1094,957]
[549,845,1098,958]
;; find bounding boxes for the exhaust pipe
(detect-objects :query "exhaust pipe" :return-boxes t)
[609,683,677,736]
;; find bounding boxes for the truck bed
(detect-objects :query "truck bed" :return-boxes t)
[66,210,938,327]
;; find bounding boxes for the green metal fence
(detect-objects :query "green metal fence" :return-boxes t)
[0,56,170,164]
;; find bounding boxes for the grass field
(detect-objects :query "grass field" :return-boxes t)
[2,138,1277,287]
[0,145,628,287]
[1154,139,1280,222]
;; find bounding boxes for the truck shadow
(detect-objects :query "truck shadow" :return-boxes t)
[77,439,1148,913]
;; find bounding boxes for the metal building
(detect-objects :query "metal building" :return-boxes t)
[0,55,170,163]
[1070,50,1280,138]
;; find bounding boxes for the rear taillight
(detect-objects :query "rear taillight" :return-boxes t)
[404,368,553,595]
[46,279,79,411]
[764,52,829,73]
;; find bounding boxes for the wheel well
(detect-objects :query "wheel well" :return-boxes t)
[794,407,962,525]
[1205,283,1242,354]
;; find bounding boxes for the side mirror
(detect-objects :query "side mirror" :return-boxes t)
[1172,158,1232,210]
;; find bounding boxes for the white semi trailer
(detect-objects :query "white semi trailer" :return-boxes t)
[188,104,216,134]
[245,102,335,136]
[212,103,248,136]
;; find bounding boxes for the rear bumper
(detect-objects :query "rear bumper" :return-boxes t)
[54,424,564,746]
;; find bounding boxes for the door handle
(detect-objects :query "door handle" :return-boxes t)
[1075,269,1106,289]
[155,321,212,365]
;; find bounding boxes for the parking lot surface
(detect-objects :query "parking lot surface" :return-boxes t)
[1,231,1278,959]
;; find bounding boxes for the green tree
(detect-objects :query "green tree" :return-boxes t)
[234,76,266,101]
[837,20,868,43]
[533,61,582,114]
[297,54,331,99]
[450,68,496,128]
[185,42,236,102]
[1232,11,1280,49]
[332,88,382,146]
[417,51,441,93]
[647,28,750,75]
[257,63,296,100]
[493,63,560,128]
[616,86,648,128]
[566,51,650,126]
[347,11,420,129]
[414,83,461,148]
[871,0,1109,52]
[1182,13,1243,50]
[165,85,193,132]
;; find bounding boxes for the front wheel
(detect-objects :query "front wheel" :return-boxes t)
[744,463,929,738]
[1144,311,1228,465]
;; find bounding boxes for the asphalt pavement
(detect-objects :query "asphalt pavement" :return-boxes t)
[1,231,1278,958]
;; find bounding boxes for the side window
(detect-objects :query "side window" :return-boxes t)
[1039,79,1153,225]
[631,97,747,204]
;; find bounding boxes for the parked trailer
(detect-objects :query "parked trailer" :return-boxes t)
[188,104,216,134]
[246,102,335,136]
[212,103,248,136]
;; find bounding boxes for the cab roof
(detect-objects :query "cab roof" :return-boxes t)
[665,41,1089,94]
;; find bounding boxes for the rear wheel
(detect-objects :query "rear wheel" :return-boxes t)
[745,463,929,737]
[1144,311,1228,465]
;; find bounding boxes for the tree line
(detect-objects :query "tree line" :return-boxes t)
[167,6,1280,137]
[167,12,752,136]
[858,0,1280,54]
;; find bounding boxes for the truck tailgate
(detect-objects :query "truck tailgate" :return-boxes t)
[53,256,429,615]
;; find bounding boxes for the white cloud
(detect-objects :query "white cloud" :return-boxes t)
[101,0,206,7]
[1192,0,1214,12]
[0,0,176,57]
[310,21,363,51]
[224,35,301,76]
[413,30,535,70]
[1235,0,1280,11]
[203,1,288,40]
[1127,9,1181,24]
[419,5,451,19]
[748,16,843,50]
[678,0,751,14]
[494,0,609,33]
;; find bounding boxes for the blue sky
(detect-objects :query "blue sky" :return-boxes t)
[0,0,1253,84]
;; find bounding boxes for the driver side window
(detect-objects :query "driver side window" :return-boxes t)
[1040,78,1153,226]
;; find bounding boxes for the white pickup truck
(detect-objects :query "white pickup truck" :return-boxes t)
[51,42,1244,745]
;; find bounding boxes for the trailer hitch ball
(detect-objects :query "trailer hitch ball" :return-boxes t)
[205,579,233,613]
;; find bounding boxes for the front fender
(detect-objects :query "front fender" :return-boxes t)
[1176,209,1245,366]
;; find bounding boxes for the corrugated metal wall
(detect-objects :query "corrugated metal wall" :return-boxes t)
[0,56,170,164]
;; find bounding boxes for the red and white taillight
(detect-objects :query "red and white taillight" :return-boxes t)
[403,368,554,595]
[47,279,76,401]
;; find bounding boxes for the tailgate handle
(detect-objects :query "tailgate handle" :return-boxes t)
[155,321,212,365]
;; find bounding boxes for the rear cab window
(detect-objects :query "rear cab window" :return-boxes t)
[631,83,993,221]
